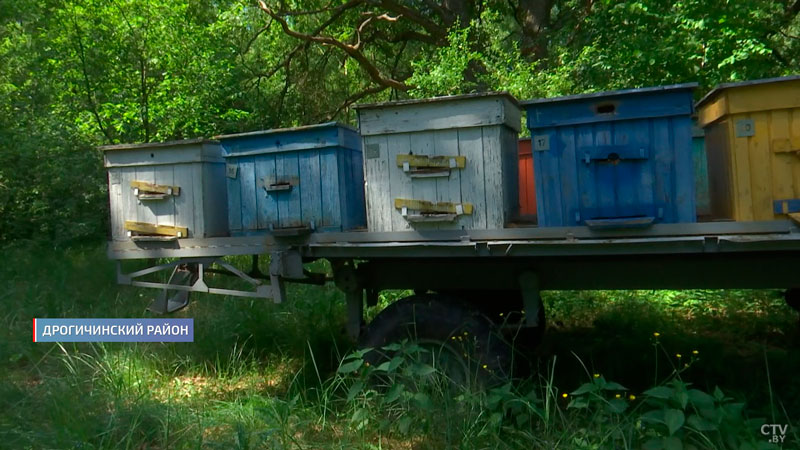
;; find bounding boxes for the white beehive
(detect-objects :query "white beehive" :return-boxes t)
[355,92,521,232]
[102,139,227,241]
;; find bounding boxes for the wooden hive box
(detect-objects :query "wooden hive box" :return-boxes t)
[522,84,698,228]
[696,75,800,221]
[355,92,521,232]
[216,123,365,235]
[101,139,228,241]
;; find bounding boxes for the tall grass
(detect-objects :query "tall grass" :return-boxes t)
[0,240,798,448]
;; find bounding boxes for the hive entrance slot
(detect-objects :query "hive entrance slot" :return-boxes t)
[595,103,616,115]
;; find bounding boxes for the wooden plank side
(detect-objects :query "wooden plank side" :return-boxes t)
[748,111,774,220]
[633,118,655,219]
[408,131,439,229]
[363,135,390,232]
[134,166,157,228]
[769,109,794,219]
[651,118,674,222]
[108,169,124,241]
[792,108,800,201]
[255,154,278,230]
[339,148,366,230]
[152,165,176,227]
[191,163,205,237]
[458,128,486,229]
[501,127,521,223]
[704,121,735,220]
[576,124,596,225]
[387,133,414,231]
[299,150,323,229]
[239,157,258,231]
[433,129,465,229]
[225,159,242,233]
[358,97,505,135]
[172,164,196,237]
[593,123,616,219]
[276,152,302,228]
[482,126,505,229]
[610,120,638,218]
[729,114,755,221]
[555,127,578,226]
[320,148,342,229]
[672,116,696,223]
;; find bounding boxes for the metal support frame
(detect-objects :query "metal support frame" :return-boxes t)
[117,257,274,300]
[332,259,364,340]
[519,272,542,328]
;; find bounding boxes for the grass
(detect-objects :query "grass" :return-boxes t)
[0,240,798,448]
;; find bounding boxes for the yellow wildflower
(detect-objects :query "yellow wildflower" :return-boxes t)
[562,393,568,398]
[629,394,636,401]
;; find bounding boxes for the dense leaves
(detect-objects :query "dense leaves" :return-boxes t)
[1,0,799,241]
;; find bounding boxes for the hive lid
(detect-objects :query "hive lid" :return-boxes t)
[356,92,521,134]
[215,122,360,156]
[695,74,800,110]
[521,83,698,106]
[213,122,356,140]
[100,137,219,152]
[354,91,520,110]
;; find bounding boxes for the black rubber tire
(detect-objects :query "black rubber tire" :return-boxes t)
[358,294,514,387]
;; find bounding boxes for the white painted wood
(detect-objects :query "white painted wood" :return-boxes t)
[433,129,465,230]
[363,135,391,232]
[134,166,157,228]
[107,169,124,240]
[358,95,521,135]
[387,134,413,231]
[482,126,505,228]
[359,94,521,232]
[104,144,222,167]
[172,164,196,238]
[106,141,227,240]
[152,164,176,227]
[408,131,439,230]
[458,127,487,229]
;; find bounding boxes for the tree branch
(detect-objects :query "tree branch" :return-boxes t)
[258,0,412,91]
[325,85,388,121]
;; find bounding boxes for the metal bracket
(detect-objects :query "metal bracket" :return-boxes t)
[519,271,542,328]
[332,259,364,340]
[116,257,273,300]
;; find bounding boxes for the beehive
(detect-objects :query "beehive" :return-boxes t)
[102,139,228,241]
[696,75,800,221]
[217,123,365,235]
[522,84,697,228]
[355,93,521,232]
[518,139,537,222]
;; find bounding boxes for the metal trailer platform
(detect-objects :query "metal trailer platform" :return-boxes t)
[108,220,800,338]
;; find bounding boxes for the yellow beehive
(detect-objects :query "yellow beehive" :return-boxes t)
[696,75,800,222]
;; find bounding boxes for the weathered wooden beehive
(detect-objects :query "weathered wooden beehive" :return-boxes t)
[522,84,697,227]
[355,93,521,232]
[696,75,800,221]
[102,139,228,241]
[217,123,365,235]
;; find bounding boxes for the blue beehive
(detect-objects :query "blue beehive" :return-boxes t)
[216,123,365,235]
[521,84,697,228]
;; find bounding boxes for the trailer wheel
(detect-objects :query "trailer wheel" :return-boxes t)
[358,294,513,388]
